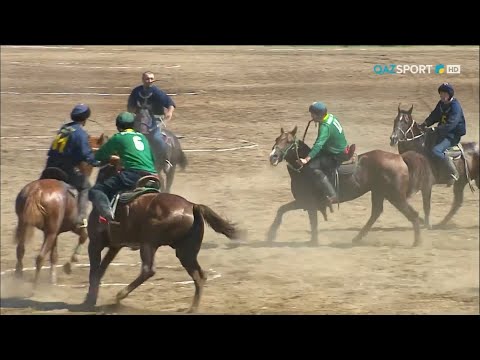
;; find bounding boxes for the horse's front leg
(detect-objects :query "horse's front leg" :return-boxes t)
[266,200,301,242]
[307,209,318,245]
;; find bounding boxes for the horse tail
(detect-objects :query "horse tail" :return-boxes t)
[401,151,434,197]
[193,204,245,241]
[14,185,45,244]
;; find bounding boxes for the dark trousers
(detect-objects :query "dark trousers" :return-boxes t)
[46,157,90,220]
[88,169,146,218]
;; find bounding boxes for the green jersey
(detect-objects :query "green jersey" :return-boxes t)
[308,113,348,159]
[95,129,156,173]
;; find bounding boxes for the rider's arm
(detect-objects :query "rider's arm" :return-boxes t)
[423,101,442,127]
[78,131,100,166]
[307,125,330,160]
[94,136,118,163]
[437,102,462,135]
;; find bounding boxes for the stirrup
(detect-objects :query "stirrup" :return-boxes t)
[78,218,88,228]
[164,159,173,172]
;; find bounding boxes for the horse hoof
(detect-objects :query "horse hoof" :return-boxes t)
[63,263,72,275]
[116,290,128,302]
[71,254,79,263]
[14,270,23,279]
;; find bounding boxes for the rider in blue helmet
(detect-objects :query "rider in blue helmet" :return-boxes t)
[419,83,467,181]
[43,103,101,228]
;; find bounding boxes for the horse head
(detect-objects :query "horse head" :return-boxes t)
[390,103,419,146]
[134,92,156,135]
[269,126,301,166]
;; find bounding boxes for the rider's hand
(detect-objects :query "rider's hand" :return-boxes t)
[299,158,309,165]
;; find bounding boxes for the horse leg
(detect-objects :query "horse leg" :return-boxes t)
[63,227,88,275]
[14,221,31,279]
[421,186,432,230]
[436,180,466,228]
[33,230,58,287]
[165,165,176,193]
[307,209,318,245]
[388,199,421,247]
[116,243,156,302]
[176,244,206,313]
[352,191,384,244]
[84,231,118,307]
[49,240,58,284]
[266,200,302,242]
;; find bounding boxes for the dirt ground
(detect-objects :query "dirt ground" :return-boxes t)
[1,46,478,315]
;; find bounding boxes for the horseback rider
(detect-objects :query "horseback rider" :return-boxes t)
[43,104,101,229]
[88,112,158,223]
[419,82,466,181]
[127,71,176,172]
[298,102,350,205]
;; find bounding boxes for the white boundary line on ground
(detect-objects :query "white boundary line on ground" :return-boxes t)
[0,262,221,287]
[1,135,259,153]
[0,91,195,96]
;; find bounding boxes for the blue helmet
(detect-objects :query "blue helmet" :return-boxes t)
[70,103,91,121]
[438,83,454,98]
[309,101,327,114]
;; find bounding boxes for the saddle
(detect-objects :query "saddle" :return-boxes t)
[336,144,358,176]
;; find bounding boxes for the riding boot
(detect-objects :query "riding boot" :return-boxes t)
[444,156,459,181]
[76,188,89,228]
[312,172,338,205]
[318,175,338,205]
[89,189,114,223]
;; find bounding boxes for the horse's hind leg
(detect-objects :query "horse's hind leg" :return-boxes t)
[33,230,58,287]
[436,180,466,228]
[352,191,384,244]
[266,200,301,242]
[14,221,32,279]
[307,209,318,245]
[49,240,59,284]
[176,241,206,313]
[116,244,156,302]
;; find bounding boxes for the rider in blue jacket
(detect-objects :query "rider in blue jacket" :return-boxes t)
[419,83,466,181]
[127,71,176,171]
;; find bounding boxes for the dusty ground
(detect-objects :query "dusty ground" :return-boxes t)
[1,45,478,315]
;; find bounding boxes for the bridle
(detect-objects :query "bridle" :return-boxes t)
[396,112,425,142]
[273,136,303,172]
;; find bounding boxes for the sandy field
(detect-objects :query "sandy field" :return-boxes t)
[1,45,478,314]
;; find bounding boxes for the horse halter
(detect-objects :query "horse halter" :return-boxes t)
[395,112,425,142]
[273,136,303,172]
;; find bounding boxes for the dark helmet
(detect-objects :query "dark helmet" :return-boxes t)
[70,103,91,122]
[116,111,135,130]
[438,82,454,98]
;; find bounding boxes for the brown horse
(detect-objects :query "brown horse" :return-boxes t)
[389,105,479,227]
[268,126,432,247]
[13,134,107,286]
[82,164,245,313]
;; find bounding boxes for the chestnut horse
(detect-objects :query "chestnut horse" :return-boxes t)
[268,126,432,247]
[13,134,107,286]
[389,105,479,228]
[82,164,245,313]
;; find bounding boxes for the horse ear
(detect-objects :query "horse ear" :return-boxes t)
[291,126,297,136]
[280,127,284,134]
[408,104,413,114]
[398,103,401,113]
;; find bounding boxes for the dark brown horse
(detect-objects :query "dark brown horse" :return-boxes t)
[389,105,479,227]
[14,134,107,286]
[82,164,245,313]
[268,126,431,247]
